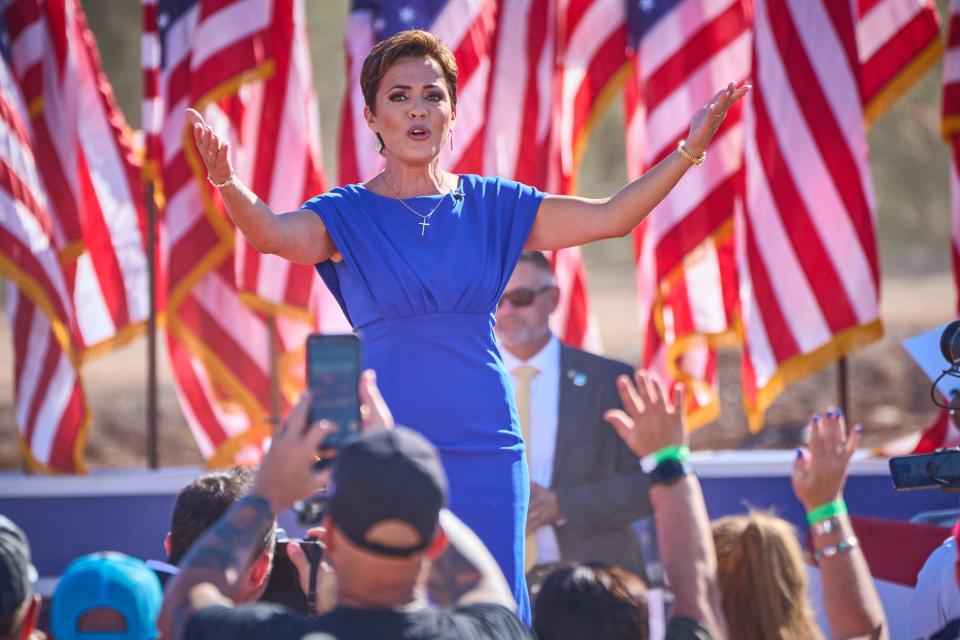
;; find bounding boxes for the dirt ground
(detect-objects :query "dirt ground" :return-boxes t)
[0,252,954,471]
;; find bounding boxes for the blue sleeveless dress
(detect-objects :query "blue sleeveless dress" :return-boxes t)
[304,174,544,622]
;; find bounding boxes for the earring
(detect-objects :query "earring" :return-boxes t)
[449,129,454,151]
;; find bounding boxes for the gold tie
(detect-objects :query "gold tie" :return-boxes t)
[513,364,539,572]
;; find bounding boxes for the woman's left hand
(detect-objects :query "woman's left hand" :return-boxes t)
[685,82,751,157]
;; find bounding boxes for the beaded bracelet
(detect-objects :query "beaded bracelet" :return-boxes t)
[813,536,859,562]
[207,173,235,189]
[641,444,691,473]
[806,499,847,526]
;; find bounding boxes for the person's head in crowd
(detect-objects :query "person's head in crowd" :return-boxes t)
[712,510,820,640]
[532,563,648,640]
[495,250,559,359]
[166,466,275,602]
[321,426,449,607]
[0,515,40,640]
[52,552,162,640]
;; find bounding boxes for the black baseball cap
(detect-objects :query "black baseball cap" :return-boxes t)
[328,427,448,557]
[0,515,37,634]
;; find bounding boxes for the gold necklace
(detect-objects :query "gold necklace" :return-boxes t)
[382,174,452,237]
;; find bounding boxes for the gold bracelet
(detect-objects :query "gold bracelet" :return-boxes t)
[207,173,235,189]
[676,140,706,166]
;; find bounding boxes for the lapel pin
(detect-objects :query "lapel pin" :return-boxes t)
[567,369,587,387]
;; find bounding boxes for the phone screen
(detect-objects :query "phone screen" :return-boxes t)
[306,334,360,449]
[890,450,960,490]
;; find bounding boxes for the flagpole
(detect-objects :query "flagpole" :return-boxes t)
[268,313,281,428]
[146,179,159,470]
[837,357,849,419]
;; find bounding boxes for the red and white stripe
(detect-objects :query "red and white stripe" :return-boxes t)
[0,45,87,473]
[547,0,627,195]
[740,0,882,427]
[144,0,331,465]
[625,0,751,427]
[4,0,149,353]
[857,0,941,126]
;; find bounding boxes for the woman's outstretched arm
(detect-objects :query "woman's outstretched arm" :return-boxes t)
[186,109,338,265]
[525,83,749,251]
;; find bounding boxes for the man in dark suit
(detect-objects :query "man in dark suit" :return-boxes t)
[495,251,651,579]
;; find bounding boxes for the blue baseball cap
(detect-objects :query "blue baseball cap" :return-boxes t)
[52,552,163,640]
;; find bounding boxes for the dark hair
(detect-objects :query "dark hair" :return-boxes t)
[533,563,649,640]
[517,250,552,274]
[168,467,274,564]
[360,29,459,113]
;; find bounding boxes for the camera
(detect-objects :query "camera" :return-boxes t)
[261,531,325,615]
[889,322,960,492]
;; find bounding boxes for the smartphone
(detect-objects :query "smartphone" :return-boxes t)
[889,449,960,491]
[306,333,361,451]
[261,539,324,615]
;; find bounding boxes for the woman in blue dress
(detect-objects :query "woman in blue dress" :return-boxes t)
[186,30,747,622]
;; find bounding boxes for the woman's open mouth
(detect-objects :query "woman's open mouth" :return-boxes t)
[407,126,431,141]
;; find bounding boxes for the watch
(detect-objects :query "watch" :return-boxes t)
[649,459,691,487]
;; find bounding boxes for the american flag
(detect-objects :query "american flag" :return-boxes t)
[339,0,615,350]
[0,17,88,473]
[858,0,941,127]
[739,0,882,428]
[627,0,940,430]
[4,0,150,356]
[1,0,150,472]
[143,0,328,465]
[624,0,751,428]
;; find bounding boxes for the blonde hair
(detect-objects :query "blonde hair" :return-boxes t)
[712,511,822,640]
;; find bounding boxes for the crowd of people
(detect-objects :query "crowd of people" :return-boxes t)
[6,355,951,638]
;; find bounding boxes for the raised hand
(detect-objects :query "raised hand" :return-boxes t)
[792,410,860,511]
[251,392,334,513]
[685,82,750,157]
[185,108,234,185]
[604,370,686,459]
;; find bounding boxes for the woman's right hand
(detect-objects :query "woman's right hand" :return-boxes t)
[792,410,859,511]
[186,108,234,184]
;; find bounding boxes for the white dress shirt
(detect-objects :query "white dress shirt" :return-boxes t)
[502,336,562,564]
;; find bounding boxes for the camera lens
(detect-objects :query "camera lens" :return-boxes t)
[940,321,960,364]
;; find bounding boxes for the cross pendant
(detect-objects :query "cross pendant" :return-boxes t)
[419,219,430,236]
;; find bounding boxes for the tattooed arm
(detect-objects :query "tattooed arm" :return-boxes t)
[426,509,515,610]
[158,494,275,640]
[159,390,338,640]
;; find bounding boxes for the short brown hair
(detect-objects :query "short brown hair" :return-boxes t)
[533,563,649,640]
[712,511,821,640]
[169,467,274,565]
[360,30,459,113]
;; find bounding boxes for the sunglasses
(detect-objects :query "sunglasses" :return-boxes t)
[498,285,555,308]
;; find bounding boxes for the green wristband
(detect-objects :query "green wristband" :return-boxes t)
[806,499,847,526]
[654,445,690,465]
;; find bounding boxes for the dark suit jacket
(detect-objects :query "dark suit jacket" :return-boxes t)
[550,344,651,576]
